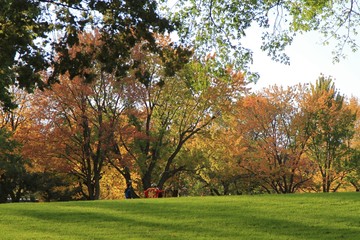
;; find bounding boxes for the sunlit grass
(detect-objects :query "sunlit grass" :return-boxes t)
[0,192,359,239]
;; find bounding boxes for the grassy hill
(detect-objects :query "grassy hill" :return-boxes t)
[0,192,359,239]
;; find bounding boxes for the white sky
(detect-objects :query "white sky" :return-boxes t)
[244,27,360,99]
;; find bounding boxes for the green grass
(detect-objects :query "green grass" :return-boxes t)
[0,192,359,239]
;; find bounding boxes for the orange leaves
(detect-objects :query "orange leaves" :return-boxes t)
[225,66,245,83]
[237,95,273,134]
[233,85,316,193]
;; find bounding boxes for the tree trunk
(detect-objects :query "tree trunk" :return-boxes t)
[350,181,359,192]
[124,167,139,198]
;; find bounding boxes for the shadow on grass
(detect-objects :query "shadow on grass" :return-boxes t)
[5,196,360,240]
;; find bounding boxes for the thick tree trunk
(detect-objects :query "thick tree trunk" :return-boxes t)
[124,167,139,198]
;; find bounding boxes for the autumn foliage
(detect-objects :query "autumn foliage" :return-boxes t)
[1,31,360,202]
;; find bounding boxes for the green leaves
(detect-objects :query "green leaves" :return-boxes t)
[165,0,360,81]
[0,0,174,110]
[306,76,356,192]
[0,128,31,203]
[0,0,49,110]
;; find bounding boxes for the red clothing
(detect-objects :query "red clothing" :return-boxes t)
[144,187,163,198]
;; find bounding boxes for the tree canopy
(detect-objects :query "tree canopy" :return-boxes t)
[0,0,173,110]
[2,0,360,109]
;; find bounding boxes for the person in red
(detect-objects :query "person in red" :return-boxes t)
[144,183,163,198]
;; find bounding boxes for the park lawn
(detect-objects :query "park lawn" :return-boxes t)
[0,192,359,240]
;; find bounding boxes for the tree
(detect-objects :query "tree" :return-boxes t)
[0,128,33,203]
[0,87,44,202]
[306,76,356,192]
[345,97,360,191]
[28,75,114,200]
[166,0,360,77]
[0,0,173,110]
[24,30,133,200]
[184,120,253,196]
[110,37,247,193]
[235,85,316,193]
[29,67,128,200]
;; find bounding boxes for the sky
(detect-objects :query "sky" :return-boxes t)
[244,27,360,98]
[165,0,360,98]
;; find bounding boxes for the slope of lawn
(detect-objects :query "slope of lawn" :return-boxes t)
[0,192,359,240]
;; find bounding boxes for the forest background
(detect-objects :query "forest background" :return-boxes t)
[1,0,360,202]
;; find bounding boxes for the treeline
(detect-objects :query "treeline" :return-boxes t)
[2,0,360,202]
[1,32,359,202]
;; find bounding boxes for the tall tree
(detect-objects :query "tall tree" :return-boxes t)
[236,85,316,193]
[110,37,247,192]
[306,77,356,192]
[26,31,131,200]
[28,73,122,200]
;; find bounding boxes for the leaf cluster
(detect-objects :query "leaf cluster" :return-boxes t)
[166,0,360,77]
[0,0,174,110]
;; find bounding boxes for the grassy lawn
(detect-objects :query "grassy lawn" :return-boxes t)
[0,192,359,239]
